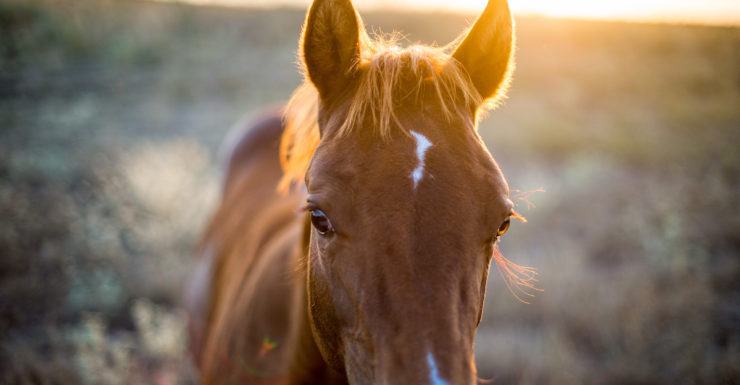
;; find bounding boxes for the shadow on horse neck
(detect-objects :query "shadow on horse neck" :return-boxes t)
[185,0,536,384]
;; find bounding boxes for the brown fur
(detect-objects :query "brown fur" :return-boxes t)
[280,0,514,192]
[187,1,526,384]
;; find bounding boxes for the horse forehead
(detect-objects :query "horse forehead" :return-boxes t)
[409,130,433,188]
[313,124,503,200]
[401,126,494,187]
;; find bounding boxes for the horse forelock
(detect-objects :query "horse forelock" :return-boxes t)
[278,30,512,193]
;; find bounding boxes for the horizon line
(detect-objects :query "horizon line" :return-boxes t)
[154,0,740,27]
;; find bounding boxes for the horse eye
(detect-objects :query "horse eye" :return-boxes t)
[497,218,510,237]
[310,210,334,235]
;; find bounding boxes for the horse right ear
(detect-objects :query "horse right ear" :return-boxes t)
[301,0,362,99]
[452,0,514,103]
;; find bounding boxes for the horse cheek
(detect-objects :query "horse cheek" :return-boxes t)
[306,246,346,372]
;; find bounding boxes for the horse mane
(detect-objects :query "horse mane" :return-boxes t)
[278,30,513,192]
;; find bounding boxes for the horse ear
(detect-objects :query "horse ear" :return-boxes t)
[302,0,362,99]
[452,0,514,102]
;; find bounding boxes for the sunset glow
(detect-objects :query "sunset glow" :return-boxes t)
[404,0,740,22]
[166,0,740,24]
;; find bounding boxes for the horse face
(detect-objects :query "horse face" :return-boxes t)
[305,114,513,384]
[299,0,514,383]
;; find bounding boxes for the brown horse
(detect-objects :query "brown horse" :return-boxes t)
[185,0,536,383]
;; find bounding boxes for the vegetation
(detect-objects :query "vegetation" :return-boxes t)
[1,0,738,383]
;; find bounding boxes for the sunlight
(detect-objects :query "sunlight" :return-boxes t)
[409,0,740,23]
[158,0,740,24]
[511,0,662,18]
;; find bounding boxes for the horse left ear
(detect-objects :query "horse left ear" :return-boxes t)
[452,0,514,102]
[302,0,362,100]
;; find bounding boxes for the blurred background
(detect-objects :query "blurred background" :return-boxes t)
[1,0,738,384]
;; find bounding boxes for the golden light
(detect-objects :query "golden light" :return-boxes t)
[391,0,740,23]
[159,0,740,24]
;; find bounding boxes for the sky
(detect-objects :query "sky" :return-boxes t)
[167,0,740,25]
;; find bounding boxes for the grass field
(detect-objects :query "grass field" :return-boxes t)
[1,0,739,383]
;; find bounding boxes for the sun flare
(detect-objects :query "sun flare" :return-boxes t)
[398,0,740,22]
[160,0,740,25]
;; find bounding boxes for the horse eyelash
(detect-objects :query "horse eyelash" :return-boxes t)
[492,244,541,304]
[511,209,527,223]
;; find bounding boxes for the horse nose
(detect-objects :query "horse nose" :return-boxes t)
[374,347,474,385]
[343,329,475,385]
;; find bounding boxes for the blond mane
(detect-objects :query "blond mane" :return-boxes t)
[278,31,512,192]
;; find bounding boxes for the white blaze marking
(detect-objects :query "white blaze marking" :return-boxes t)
[427,353,450,385]
[410,131,433,188]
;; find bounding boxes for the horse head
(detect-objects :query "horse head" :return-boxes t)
[283,0,517,383]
